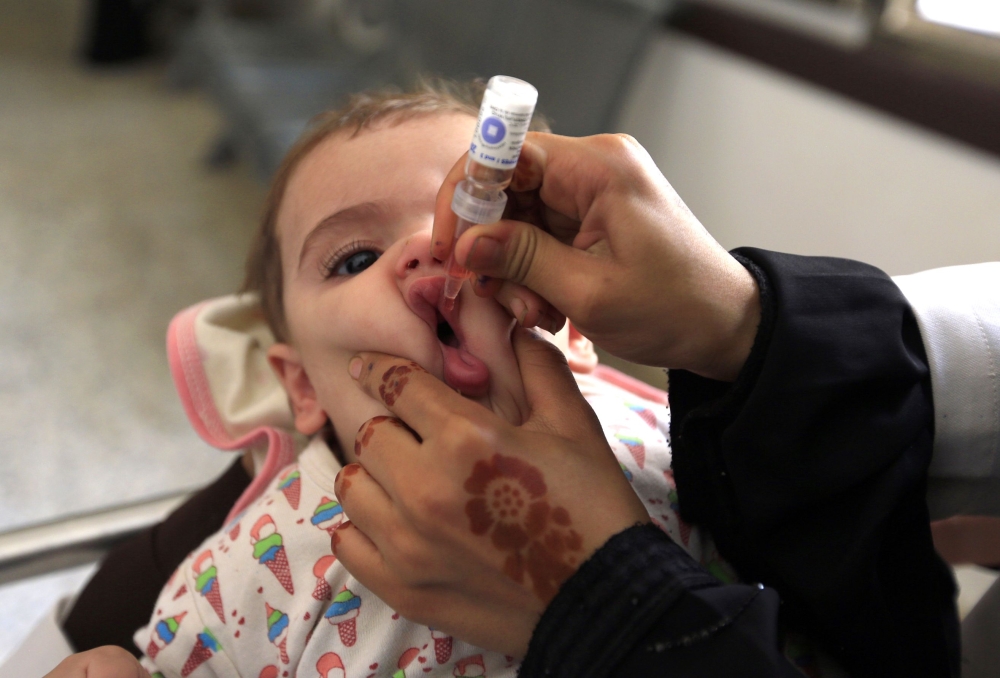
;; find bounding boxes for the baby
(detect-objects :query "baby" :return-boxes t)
[134,82,727,678]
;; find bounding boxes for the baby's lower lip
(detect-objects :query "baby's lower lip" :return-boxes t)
[440,342,490,397]
[405,276,491,397]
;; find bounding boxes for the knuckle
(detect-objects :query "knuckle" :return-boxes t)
[92,645,135,664]
[392,537,435,584]
[506,224,540,285]
[613,132,640,149]
[411,482,454,524]
[595,133,652,184]
[439,415,488,456]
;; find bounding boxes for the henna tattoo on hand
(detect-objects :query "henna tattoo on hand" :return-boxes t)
[354,415,417,458]
[336,464,361,500]
[464,454,583,602]
[376,362,424,406]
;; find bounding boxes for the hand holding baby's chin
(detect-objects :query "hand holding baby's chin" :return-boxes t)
[331,328,650,658]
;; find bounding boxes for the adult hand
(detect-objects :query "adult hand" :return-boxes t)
[433,133,760,382]
[44,647,151,678]
[332,329,650,657]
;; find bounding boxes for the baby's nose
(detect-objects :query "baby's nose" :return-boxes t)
[394,232,443,280]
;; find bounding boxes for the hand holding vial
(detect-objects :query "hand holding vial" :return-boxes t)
[433,132,761,382]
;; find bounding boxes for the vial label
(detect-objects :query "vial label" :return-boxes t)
[469,87,534,170]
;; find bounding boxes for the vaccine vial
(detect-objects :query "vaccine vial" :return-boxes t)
[442,75,538,310]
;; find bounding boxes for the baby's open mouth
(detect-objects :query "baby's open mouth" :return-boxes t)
[436,311,460,349]
[406,276,490,398]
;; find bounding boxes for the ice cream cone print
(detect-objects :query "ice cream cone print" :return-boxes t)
[324,587,361,647]
[173,584,188,600]
[266,550,295,594]
[627,403,658,429]
[278,468,301,510]
[312,555,337,601]
[259,667,279,678]
[615,432,645,469]
[181,628,219,676]
[192,550,226,624]
[310,496,344,534]
[313,579,332,602]
[251,515,294,594]
[393,647,420,678]
[229,522,241,541]
[454,655,485,677]
[265,603,291,664]
[147,611,187,659]
[678,519,692,545]
[316,652,345,678]
[430,628,453,664]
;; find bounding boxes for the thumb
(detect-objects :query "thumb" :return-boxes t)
[455,219,595,316]
[512,327,601,438]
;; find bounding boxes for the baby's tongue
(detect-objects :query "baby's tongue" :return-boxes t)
[441,344,490,397]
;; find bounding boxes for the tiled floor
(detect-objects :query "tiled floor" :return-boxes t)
[0,0,265,662]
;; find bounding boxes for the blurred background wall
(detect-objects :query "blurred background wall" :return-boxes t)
[618,27,1000,277]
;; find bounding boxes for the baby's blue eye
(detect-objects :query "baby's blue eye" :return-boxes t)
[336,250,379,276]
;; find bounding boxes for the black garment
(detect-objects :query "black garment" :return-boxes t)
[63,458,251,656]
[522,249,959,677]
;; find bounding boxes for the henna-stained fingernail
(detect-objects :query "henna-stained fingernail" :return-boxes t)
[331,529,341,551]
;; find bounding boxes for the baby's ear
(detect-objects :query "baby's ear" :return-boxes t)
[566,323,598,373]
[548,322,598,373]
[267,343,328,435]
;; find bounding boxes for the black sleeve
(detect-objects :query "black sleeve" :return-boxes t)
[520,524,802,678]
[63,457,251,656]
[521,249,959,678]
[671,249,958,677]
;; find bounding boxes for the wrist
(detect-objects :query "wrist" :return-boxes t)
[685,258,761,382]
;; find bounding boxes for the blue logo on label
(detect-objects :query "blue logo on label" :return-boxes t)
[480,116,506,145]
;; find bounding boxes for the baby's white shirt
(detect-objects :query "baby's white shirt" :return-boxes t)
[135,376,719,678]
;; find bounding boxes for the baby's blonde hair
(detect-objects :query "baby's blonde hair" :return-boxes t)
[242,79,549,342]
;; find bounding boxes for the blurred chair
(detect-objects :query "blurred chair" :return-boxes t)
[171,0,675,179]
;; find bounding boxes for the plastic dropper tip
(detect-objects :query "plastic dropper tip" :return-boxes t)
[442,273,464,311]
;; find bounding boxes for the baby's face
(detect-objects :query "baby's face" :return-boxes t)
[270,113,528,459]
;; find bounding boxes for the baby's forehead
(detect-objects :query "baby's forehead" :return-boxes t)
[276,114,475,251]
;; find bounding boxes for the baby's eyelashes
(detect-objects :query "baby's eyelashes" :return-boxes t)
[320,239,382,278]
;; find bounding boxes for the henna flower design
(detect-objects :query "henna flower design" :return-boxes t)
[464,454,582,602]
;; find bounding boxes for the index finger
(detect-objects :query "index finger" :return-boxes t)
[349,353,491,440]
[431,152,468,261]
